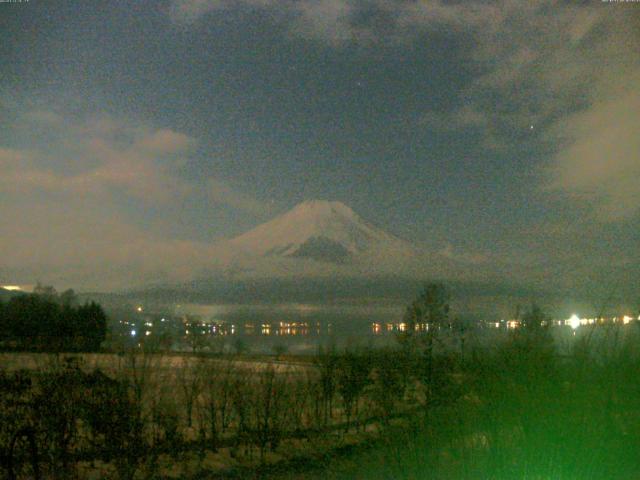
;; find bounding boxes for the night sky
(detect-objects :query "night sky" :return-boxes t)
[1,1,638,300]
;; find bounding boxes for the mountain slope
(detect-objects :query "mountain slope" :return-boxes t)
[131,201,507,303]
[229,200,415,264]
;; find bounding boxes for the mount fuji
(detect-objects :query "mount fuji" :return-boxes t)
[228,200,417,267]
[129,201,506,305]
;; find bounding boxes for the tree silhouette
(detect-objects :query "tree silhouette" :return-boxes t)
[336,349,371,431]
[399,283,450,373]
[0,291,107,352]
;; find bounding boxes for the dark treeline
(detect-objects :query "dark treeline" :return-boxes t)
[0,285,107,352]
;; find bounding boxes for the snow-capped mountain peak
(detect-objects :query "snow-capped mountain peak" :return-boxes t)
[229,200,413,264]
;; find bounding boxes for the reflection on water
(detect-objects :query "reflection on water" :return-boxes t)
[174,302,404,337]
[120,302,640,354]
[159,302,407,352]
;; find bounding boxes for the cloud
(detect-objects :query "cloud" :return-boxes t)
[169,0,279,24]
[0,112,262,212]
[0,120,193,203]
[169,0,223,23]
[466,5,637,222]
[548,88,640,221]
[0,110,269,289]
[135,128,197,158]
[168,0,501,43]
[290,0,357,45]
[0,199,225,290]
[406,2,638,221]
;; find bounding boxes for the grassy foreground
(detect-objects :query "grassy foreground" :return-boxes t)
[2,324,640,479]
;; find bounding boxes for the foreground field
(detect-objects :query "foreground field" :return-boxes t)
[0,352,309,375]
[0,347,418,479]
[3,324,640,479]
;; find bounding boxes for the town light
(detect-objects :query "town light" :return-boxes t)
[1,285,22,291]
[569,314,580,330]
